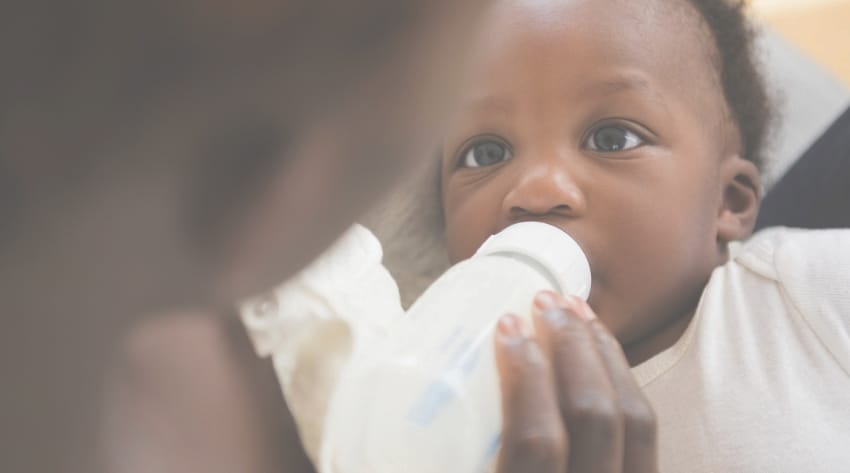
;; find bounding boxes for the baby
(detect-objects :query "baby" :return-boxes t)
[418,0,850,472]
[243,0,850,471]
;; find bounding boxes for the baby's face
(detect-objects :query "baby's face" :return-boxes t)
[441,0,750,347]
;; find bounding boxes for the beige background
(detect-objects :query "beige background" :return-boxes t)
[753,0,850,86]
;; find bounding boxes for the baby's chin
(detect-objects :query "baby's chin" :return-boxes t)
[583,283,656,346]
[584,287,625,336]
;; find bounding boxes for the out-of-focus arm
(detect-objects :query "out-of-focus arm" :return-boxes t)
[98,310,315,473]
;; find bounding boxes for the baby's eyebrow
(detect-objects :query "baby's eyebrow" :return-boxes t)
[582,73,669,109]
[587,73,652,95]
[461,74,669,117]
[595,74,650,93]
[462,95,516,116]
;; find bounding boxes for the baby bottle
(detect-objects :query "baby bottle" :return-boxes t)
[321,221,591,473]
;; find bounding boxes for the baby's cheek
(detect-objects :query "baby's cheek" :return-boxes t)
[443,194,499,263]
[444,218,480,263]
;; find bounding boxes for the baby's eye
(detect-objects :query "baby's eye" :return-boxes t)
[586,125,643,152]
[461,140,513,168]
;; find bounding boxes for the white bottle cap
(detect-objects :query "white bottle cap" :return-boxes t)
[475,222,591,300]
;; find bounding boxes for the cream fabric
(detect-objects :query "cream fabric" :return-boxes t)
[633,228,850,473]
[240,225,404,467]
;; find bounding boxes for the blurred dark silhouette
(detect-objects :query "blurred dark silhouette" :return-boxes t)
[0,1,490,472]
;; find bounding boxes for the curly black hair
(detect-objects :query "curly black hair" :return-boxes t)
[686,0,774,170]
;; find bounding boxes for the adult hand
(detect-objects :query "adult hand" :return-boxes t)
[494,291,658,473]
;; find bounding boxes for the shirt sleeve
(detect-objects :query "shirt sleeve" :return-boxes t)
[773,228,850,377]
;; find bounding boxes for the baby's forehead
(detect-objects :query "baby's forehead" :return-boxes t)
[489,1,716,73]
[475,0,725,115]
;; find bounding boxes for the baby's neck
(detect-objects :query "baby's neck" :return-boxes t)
[623,308,697,367]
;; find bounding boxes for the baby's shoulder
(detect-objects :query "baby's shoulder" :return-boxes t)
[733,227,850,282]
[732,227,850,375]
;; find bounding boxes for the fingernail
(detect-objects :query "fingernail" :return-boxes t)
[570,296,596,321]
[533,290,561,313]
[496,314,524,344]
[533,294,566,328]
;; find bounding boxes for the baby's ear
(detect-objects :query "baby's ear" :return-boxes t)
[717,155,761,244]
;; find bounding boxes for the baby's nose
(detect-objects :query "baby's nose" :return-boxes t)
[502,165,587,221]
